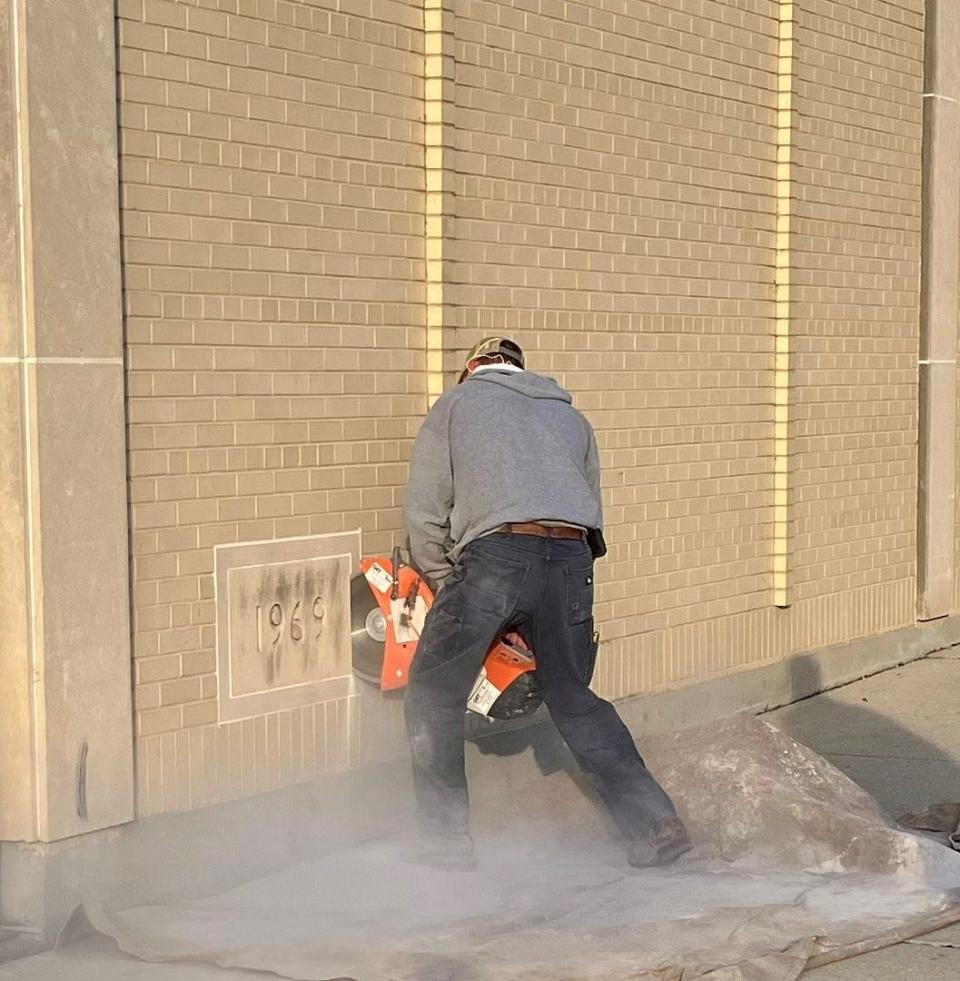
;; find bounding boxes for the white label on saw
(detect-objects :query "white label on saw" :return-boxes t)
[467,667,503,716]
[364,563,393,594]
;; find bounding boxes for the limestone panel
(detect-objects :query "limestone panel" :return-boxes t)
[926,0,960,98]
[919,96,960,619]
[918,362,958,616]
[0,363,33,839]
[921,100,960,360]
[0,0,133,843]
[25,0,124,359]
[0,3,19,358]
[34,363,134,839]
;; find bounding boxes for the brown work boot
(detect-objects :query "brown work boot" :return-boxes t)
[627,818,693,869]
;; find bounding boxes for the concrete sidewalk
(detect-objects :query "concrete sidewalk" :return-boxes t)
[2,650,958,980]
[768,646,960,977]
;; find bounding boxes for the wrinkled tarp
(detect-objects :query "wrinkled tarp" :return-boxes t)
[900,801,960,851]
[87,715,960,981]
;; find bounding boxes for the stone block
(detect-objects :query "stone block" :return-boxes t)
[215,531,360,722]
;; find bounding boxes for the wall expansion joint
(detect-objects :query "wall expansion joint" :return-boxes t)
[773,0,795,609]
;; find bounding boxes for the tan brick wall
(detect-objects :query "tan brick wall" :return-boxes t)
[447,0,923,701]
[789,0,922,605]
[451,0,781,697]
[118,0,424,814]
[116,0,927,816]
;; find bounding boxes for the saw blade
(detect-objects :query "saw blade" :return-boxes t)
[351,573,388,686]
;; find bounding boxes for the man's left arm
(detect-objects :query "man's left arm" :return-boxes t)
[404,400,456,589]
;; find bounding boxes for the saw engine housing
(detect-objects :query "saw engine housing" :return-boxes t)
[351,551,542,720]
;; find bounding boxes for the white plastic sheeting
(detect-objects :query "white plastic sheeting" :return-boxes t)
[87,716,960,980]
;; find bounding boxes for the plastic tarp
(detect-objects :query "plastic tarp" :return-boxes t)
[86,715,960,980]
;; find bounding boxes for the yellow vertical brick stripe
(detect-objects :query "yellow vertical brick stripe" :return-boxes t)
[773,0,794,608]
[424,0,450,406]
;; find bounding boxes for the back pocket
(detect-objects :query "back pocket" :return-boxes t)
[459,547,529,617]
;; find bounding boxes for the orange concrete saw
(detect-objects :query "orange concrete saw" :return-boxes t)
[351,547,542,720]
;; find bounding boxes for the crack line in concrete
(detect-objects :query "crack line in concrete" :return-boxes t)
[826,752,958,763]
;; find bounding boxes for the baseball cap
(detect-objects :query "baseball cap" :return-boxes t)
[458,336,525,382]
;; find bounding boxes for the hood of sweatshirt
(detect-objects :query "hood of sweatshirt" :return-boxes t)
[465,368,573,404]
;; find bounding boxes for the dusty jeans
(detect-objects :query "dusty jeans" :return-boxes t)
[404,532,679,841]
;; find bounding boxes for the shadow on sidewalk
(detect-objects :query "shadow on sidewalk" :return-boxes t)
[776,656,960,820]
[466,652,960,824]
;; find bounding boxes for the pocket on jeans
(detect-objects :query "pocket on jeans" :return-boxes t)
[568,620,599,686]
[564,564,595,625]
[459,546,529,617]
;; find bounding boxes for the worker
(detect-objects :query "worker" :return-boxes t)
[403,336,690,870]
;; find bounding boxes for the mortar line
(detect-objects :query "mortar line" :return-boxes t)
[821,751,960,763]
[0,356,124,365]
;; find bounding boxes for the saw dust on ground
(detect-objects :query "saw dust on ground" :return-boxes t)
[82,715,960,981]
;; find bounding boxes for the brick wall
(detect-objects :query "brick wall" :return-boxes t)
[116,0,928,816]
[451,0,781,697]
[448,0,923,704]
[790,0,922,607]
[118,0,423,814]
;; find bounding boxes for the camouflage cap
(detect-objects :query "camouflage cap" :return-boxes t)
[459,336,525,382]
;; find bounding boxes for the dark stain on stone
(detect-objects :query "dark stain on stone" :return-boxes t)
[76,739,89,820]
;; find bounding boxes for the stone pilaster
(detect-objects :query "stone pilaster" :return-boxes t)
[917,0,960,619]
[0,0,133,843]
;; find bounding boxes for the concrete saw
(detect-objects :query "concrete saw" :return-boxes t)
[351,548,542,721]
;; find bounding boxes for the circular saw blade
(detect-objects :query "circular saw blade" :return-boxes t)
[351,573,388,686]
[486,670,542,720]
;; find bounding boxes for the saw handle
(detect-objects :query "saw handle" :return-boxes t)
[390,545,402,601]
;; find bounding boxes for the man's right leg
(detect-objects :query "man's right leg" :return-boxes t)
[404,539,531,849]
[403,595,478,842]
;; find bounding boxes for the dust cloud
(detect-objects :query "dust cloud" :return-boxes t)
[79,715,960,981]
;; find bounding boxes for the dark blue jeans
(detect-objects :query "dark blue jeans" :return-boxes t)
[404,532,679,841]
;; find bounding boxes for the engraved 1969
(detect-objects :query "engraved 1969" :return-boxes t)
[256,596,326,655]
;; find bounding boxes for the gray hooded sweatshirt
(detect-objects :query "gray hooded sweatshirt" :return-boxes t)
[404,368,603,587]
